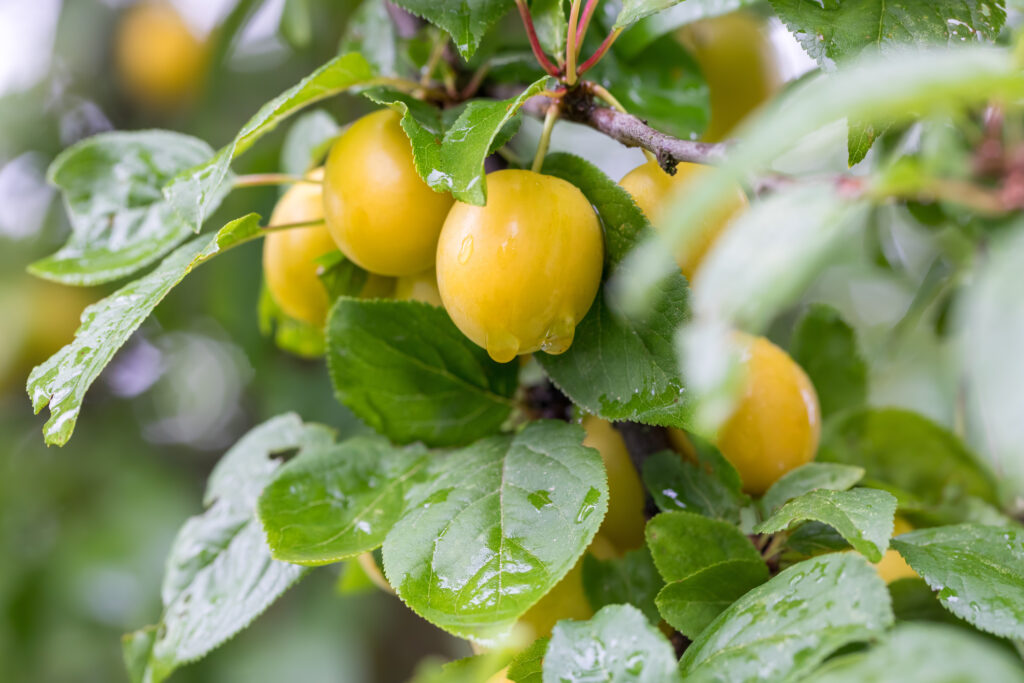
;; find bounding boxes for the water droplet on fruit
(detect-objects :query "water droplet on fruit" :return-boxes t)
[540,316,575,355]
[458,235,474,264]
[486,330,520,363]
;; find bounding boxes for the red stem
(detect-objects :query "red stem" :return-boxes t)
[576,0,600,45]
[516,0,561,78]
[577,27,621,77]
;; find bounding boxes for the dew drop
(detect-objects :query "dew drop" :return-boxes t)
[458,235,474,264]
[486,330,520,363]
[540,316,576,355]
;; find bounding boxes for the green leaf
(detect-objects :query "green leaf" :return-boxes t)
[646,511,763,582]
[819,408,1000,506]
[760,462,866,515]
[813,623,1024,683]
[390,0,516,58]
[325,298,517,447]
[614,0,686,29]
[755,488,897,562]
[280,0,312,48]
[280,110,339,176]
[315,250,369,302]
[340,0,404,75]
[531,0,567,58]
[770,0,1007,68]
[537,153,694,428]
[27,214,262,446]
[30,131,221,286]
[382,421,609,644]
[258,436,429,565]
[782,521,851,558]
[655,559,769,639]
[680,553,894,682]
[257,281,325,358]
[507,637,548,683]
[789,304,868,418]
[164,52,375,229]
[612,0,758,59]
[582,547,663,624]
[543,605,682,683]
[847,118,888,167]
[892,523,1024,639]
[124,415,333,683]
[642,447,748,522]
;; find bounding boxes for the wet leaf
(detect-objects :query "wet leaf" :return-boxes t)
[383,421,608,643]
[30,131,221,285]
[582,546,663,624]
[543,604,681,683]
[642,446,748,522]
[789,304,868,418]
[325,298,518,447]
[892,523,1024,639]
[280,109,339,175]
[760,462,865,515]
[531,0,566,58]
[507,637,548,683]
[646,511,763,582]
[656,559,768,639]
[680,553,893,682]
[259,437,429,565]
[390,0,516,58]
[340,0,403,75]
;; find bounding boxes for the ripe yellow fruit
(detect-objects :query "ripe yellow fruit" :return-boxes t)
[115,1,206,109]
[715,335,821,495]
[582,417,647,552]
[875,517,919,583]
[323,110,454,276]
[436,169,603,363]
[394,269,442,306]
[677,12,782,141]
[619,160,747,282]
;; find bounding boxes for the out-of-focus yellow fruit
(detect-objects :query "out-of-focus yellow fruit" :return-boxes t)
[582,416,647,552]
[485,667,512,683]
[875,517,918,583]
[115,1,206,109]
[323,109,454,276]
[394,268,442,306]
[666,428,697,460]
[619,159,747,282]
[436,169,603,363]
[677,12,782,141]
[715,335,821,495]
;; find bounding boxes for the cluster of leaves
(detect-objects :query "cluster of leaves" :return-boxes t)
[21,0,1024,681]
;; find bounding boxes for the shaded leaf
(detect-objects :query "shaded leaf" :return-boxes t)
[507,636,548,683]
[760,462,865,515]
[646,510,763,582]
[642,446,748,522]
[655,559,768,639]
[582,547,663,624]
[340,0,404,75]
[789,303,868,418]
[531,0,567,58]
[257,281,325,358]
[280,109,339,176]
[390,0,517,58]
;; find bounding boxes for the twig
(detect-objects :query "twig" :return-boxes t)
[533,104,561,172]
[588,83,657,164]
[515,0,561,77]
[421,34,449,87]
[566,0,583,86]
[578,28,622,77]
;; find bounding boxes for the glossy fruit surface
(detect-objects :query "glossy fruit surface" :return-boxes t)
[436,169,603,363]
[115,1,206,109]
[677,12,781,141]
[875,517,918,583]
[394,269,442,306]
[619,159,747,281]
[716,335,821,495]
[323,109,453,276]
[262,169,336,326]
[583,416,646,552]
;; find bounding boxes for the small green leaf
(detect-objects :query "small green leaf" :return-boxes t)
[614,0,686,29]
[164,52,375,230]
[280,110,339,176]
[124,415,333,683]
[325,298,517,447]
[813,623,1024,683]
[892,523,1024,639]
[756,488,897,562]
[259,436,429,565]
[655,559,769,639]
[819,408,1000,506]
[642,446,748,521]
[646,510,763,582]
[315,250,369,302]
[680,553,894,682]
[27,214,262,446]
[340,0,404,75]
[543,605,682,683]
[582,547,663,624]
[530,0,567,58]
[362,86,448,192]
[507,637,548,683]
[760,462,865,515]
[30,131,221,285]
[383,421,609,643]
[847,118,889,167]
[789,304,868,418]
[390,0,517,58]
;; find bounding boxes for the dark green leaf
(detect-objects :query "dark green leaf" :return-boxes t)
[543,605,682,683]
[646,511,763,582]
[326,298,517,447]
[655,559,769,639]
[761,462,865,515]
[582,547,663,624]
[783,521,851,558]
[382,421,609,643]
[819,408,1000,505]
[28,214,262,446]
[770,0,1007,68]
[280,110,339,176]
[124,415,333,683]
[531,0,567,58]
[164,52,375,229]
[31,131,220,285]
[642,447,748,522]
[756,488,897,562]
[390,0,516,58]
[680,553,894,682]
[813,623,1024,683]
[507,637,548,683]
[789,304,868,418]
[259,437,429,565]
[888,577,964,625]
[892,523,1024,639]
